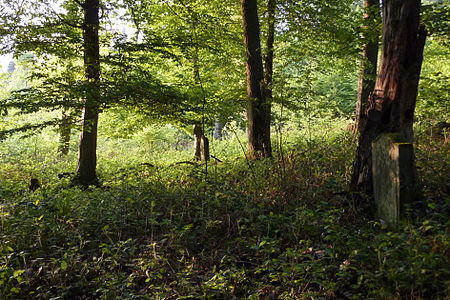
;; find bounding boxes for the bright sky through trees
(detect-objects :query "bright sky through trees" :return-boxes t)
[0,54,12,72]
[0,0,131,72]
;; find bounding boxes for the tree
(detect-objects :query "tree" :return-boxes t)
[75,0,101,186]
[119,0,244,160]
[7,60,15,73]
[272,0,361,137]
[1,0,101,185]
[192,48,209,163]
[354,0,381,133]
[58,108,72,155]
[263,0,276,120]
[350,0,426,200]
[417,0,450,124]
[0,0,100,183]
[241,0,272,158]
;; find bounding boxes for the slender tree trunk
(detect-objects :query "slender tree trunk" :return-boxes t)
[264,0,276,102]
[192,49,210,162]
[75,0,100,186]
[241,0,272,159]
[355,0,380,133]
[213,119,225,139]
[193,124,202,161]
[263,0,275,141]
[351,0,426,200]
[58,108,71,155]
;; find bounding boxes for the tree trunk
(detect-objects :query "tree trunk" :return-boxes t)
[191,48,210,163]
[264,0,276,102]
[193,124,209,163]
[213,119,225,139]
[241,0,272,159]
[194,124,202,160]
[58,108,71,156]
[263,0,275,144]
[355,0,380,133]
[75,0,100,186]
[351,0,426,200]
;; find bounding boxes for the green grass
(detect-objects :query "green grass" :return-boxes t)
[0,122,449,299]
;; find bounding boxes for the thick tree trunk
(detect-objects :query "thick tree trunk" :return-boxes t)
[58,108,71,155]
[241,0,272,159]
[355,0,380,133]
[351,0,426,200]
[75,0,100,186]
[193,124,209,163]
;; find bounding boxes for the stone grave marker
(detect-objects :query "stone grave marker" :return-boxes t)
[372,133,415,228]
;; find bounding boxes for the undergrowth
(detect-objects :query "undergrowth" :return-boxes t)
[0,125,449,299]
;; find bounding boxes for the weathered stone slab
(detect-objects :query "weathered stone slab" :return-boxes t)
[372,133,415,229]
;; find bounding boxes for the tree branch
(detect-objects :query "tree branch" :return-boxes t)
[72,0,85,8]
[45,2,83,29]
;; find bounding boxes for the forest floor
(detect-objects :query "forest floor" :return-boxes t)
[0,126,449,299]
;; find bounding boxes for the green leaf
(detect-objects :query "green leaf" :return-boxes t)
[13,270,25,278]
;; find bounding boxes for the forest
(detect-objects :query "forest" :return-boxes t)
[0,0,449,299]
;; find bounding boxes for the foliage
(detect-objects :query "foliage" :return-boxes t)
[0,0,448,298]
[416,40,450,125]
[0,121,449,299]
[422,0,450,45]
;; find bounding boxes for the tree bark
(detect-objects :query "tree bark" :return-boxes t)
[58,108,71,156]
[75,0,100,186]
[191,48,210,163]
[263,0,276,147]
[355,0,380,133]
[264,0,276,102]
[241,0,272,159]
[193,124,209,163]
[351,0,426,200]
[193,124,202,161]
[213,119,225,139]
